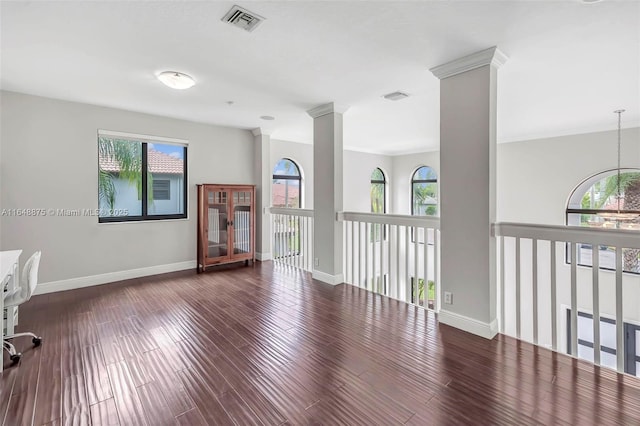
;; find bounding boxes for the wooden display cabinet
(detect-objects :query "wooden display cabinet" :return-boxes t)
[197,184,255,272]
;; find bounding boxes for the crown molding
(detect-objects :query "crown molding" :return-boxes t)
[307,102,349,119]
[429,46,508,80]
[251,128,270,137]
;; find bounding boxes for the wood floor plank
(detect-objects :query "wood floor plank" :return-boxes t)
[61,374,90,425]
[136,381,175,426]
[175,408,208,426]
[90,398,120,426]
[177,368,235,425]
[82,344,113,405]
[106,361,148,426]
[140,348,195,416]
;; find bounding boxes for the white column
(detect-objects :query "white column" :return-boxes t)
[430,46,507,339]
[307,102,348,285]
[252,128,271,261]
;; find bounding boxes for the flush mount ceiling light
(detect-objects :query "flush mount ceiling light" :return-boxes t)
[260,115,275,121]
[383,91,409,101]
[157,71,195,90]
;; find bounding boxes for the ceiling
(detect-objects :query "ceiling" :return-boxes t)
[1,1,638,155]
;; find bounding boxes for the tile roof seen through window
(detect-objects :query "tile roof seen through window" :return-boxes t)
[99,149,183,175]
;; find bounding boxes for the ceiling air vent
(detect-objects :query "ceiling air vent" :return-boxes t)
[222,5,265,32]
[383,91,410,101]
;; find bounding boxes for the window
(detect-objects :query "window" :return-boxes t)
[153,180,170,200]
[370,168,386,214]
[98,131,187,222]
[566,169,640,273]
[411,166,438,216]
[272,158,301,208]
[566,309,640,377]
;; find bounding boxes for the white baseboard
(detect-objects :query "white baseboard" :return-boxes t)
[437,309,498,340]
[312,270,344,286]
[35,260,197,295]
[256,252,272,261]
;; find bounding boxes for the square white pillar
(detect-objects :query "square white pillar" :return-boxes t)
[253,128,271,261]
[308,102,348,285]
[430,47,507,338]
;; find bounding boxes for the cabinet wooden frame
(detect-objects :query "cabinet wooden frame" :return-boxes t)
[197,184,256,272]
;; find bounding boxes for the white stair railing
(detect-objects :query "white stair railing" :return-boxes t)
[338,212,441,311]
[270,207,314,272]
[494,222,640,374]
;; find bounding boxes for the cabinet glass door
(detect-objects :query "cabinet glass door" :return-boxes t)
[206,189,229,260]
[232,190,252,256]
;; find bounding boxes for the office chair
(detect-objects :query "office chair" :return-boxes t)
[3,251,42,364]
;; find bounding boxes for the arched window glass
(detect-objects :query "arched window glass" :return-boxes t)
[370,168,386,214]
[411,166,438,216]
[566,169,640,273]
[272,158,301,208]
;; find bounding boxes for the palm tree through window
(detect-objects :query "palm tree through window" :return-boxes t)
[411,166,438,216]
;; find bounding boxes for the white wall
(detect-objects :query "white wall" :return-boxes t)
[343,150,394,212]
[0,91,254,285]
[498,127,640,224]
[391,151,440,215]
[270,139,395,213]
[270,139,313,209]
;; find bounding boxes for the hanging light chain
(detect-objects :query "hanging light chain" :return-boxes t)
[614,109,625,213]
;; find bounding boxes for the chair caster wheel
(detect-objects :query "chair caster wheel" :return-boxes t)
[10,353,21,364]
[32,337,42,347]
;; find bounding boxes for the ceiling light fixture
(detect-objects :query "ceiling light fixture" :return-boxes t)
[260,115,275,121]
[597,109,640,226]
[157,71,195,90]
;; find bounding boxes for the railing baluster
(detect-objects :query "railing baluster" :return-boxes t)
[372,223,378,293]
[516,237,521,339]
[551,241,557,351]
[570,242,578,357]
[434,230,439,312]
[424,227,429,309]
[350,221,356,285]
[414,227,419,305]
[615,246,623,372]
[365,222,370,290]
[395,225,400,300]
[381,224,386,295]
[592,243,600,366]
[294,216,302,269]
[405,226,410,304]
[500,236,505,333]
[360,221,365,288]
[532,238,538,345]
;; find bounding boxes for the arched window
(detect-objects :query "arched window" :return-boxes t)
[411,166,438,216]
[370,168,386,214]
[272,158,301,208]
[566,168,640,273]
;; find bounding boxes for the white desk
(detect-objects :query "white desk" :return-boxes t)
[0,250,21,372]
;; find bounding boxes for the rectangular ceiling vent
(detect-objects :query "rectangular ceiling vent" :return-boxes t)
[383,91,410,101]
[222,5,265,32]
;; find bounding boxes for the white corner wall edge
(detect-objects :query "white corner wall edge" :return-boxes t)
[437,309,499,340]
[312,270,344,286]
[256,252,272,261]
[35,260,196,295]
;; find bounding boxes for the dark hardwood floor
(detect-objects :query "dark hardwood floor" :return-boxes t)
[2,262,640,425]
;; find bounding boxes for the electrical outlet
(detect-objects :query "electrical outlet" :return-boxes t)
[314,258,319,267]
[444,292,453,305]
